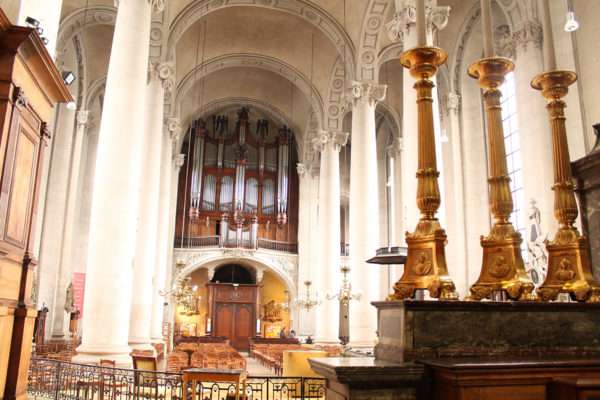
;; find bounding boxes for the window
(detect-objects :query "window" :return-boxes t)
[499,71,527,259]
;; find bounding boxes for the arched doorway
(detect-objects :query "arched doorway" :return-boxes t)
[207,264,259,350]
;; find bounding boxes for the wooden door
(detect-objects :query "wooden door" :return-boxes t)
[207,283,260,351]
[234,304,253,350]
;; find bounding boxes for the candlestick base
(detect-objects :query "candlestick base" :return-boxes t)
[531,69,600,303]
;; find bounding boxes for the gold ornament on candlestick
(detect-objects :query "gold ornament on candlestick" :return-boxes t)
[387,46,457,301]
[531,70,600,302]
[466,57,536,301]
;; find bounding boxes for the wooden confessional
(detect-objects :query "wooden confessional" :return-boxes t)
[0,9,72,400]
[206,283,260,351]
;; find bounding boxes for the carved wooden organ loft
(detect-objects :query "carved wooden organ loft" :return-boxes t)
[175,107,299,251]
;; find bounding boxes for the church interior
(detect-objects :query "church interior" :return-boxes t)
[1,0,600,399]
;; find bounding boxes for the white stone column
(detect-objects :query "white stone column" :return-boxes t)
[150,116,180,342]
[129,61,174,351]
[164,154,185,336]
[295,163,319,337]
[37,104,75,340]
[443,93,469,296]
[52,110,89,338]
[74,0,163,366]
[313,131,347,343]
[347,81,386,345]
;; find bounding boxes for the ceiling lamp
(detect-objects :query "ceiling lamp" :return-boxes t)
[564,1,579,32]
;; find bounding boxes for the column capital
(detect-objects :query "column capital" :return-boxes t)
[148,61,175,92]
[173,154,185,172]
[344,81,387,109]
[297,162,319,178]
[115,0,164,13]
[387,136,403,157]
[442,92,461,116]
[164,118,182,141]
[386,1,450,42]
[512,20,543,53]
[76,110,89,128]
[494,25,516,60]
[312,130,348,153]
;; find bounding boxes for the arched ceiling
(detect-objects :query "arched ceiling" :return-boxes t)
[57,0,533,156]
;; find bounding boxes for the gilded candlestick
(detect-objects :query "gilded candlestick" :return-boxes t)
[387,46,457,301]
[531,70,600,302]
[466,57,536,301]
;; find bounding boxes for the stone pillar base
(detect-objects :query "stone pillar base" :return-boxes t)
[73,344,132,367]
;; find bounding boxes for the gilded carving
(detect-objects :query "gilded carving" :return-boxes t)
[555,258,576,281]
[467,284,493,301]
[413,252,432,276]
[489,256,510,278]
[261,300,283,323]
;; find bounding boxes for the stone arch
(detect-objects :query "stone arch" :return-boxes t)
[179,254,297,294]
[378,43,404,66]
[57,6,117,52]
[356,0,392,83]
[375,102,401,141]
[167,0,356,82]
[174,53,324,131]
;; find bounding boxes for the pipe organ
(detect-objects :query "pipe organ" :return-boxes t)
[175,108,299,248]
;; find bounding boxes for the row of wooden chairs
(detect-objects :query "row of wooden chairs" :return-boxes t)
[166,342,247,373]
[251,344,305,376]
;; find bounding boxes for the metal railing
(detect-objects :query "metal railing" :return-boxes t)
[256,239,298,253]
[28,358,325,400]
[180,235,221,248]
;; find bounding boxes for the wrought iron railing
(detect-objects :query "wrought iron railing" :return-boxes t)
[256,239,298,253]
[179,235,221,248]
[28,358,326,400]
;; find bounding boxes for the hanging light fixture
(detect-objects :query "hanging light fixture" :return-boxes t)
[160,260,201,315]
[564,0,579,32]
[327,265,361,306]
[293,280,321,310]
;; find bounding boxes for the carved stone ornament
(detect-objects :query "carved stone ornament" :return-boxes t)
[296,163,307,178]
[173,154,185,171]
[346,81,387,107]
[442,92,461,116]
[387,136,403,157]
[513,20,543,52]
[13,87,28,111]
[114,0,164,13]
[494,24,516,60]
[312,130,348,152]
[149,61,175,92]
[386,1,450,42]
[76,110,89,128]
[164,118,182,141]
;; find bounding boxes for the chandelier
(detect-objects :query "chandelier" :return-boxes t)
[327,265,361,306]
[293,280,321,310]
[160,260,201,315]
[274,289,291,311]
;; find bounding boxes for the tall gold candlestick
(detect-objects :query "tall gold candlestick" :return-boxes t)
[531,70,600,302]
[466,57,536,301]
[387,46,457,301]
